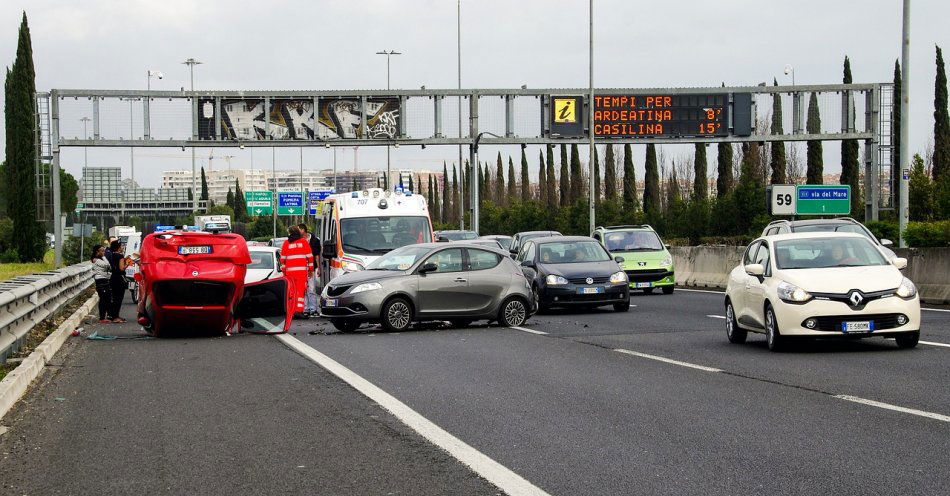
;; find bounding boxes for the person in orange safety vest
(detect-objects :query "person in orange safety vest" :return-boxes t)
[280,225,314,315]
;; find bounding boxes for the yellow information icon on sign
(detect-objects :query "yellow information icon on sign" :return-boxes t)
[553,98,577,123]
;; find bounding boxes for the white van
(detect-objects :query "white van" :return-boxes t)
[318,188,434,288]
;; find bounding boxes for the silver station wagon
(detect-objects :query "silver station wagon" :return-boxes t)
[320,242,535,332]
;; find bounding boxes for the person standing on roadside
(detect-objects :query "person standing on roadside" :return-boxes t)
[280,226,313,318]
[90,244,114,323]
[107,240,128,323]
[104,236,118,260]
[297,223,320,317]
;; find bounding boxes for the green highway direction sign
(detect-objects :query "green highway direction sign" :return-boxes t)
[768,184,851,216]
[244,191,273,216]
[277,192,304,216]
[75,203,84,215]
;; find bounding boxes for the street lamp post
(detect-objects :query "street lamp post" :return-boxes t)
[899,0,911,246]
[118,97,141,187]
[183,58,202,212]
[784,64,795,85]
[376,50,401,189]
[79,116,90,168]
[79,116,90,262]
[588,0,596,236]
[147,69,163,91]
[470,131,502,233]
[457,0,464,230]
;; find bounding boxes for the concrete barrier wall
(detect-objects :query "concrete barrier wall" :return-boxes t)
[671,246,950,305]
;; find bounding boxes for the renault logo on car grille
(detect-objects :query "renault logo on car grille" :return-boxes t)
[586,277,593,285]
[848,291,864,307]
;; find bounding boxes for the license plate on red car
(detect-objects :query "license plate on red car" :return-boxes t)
[178,245,211,255]
[842,321,874,332]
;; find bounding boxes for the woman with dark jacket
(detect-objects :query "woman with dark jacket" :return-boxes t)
[90,244,113,323]
[107,240,128,323]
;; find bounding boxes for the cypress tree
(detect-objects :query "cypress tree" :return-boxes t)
[442,162,450,223]
[538,149,548,205]
[559,144,570,206]
[3,13,44,261]
[451,165,459,225]
[354,178,359,192]
[716,143,733,197]
[432,172,442,223]
[840,56,862,217]
[892,60,902,209]
[376,176,381,188]
[805,92,823,184]
[693,143,708,201]
[408,174,414,193]
[569,144,583,201]
[463,161,471,211]
[621,144,638,214]
[770,78,788,184]
[479,163,487,204]
[200,167,209,200]
[593,147,601,206]
[507,156,517,201]
[604,145,617,201]
[546,144,558,208]
[520,150,530,202]
[643,144,661,219]
[234,179,248,221]
[933,45,950,182]
[495,153,505,205]
[734,143,767,235]
[226,188,234,210]
[909,153,936,221]
[427,175,435,218]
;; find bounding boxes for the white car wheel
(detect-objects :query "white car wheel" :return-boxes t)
[725,301,747,344]
[765,306,784,352]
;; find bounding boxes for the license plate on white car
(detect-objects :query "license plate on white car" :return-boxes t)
[579,287,603,294]
[635,282,651,288]
[323,299,338,307]
[178,245,211,255]
[842,321,874,332]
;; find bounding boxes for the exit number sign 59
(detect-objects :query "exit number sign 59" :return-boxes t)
[770,185,796,215]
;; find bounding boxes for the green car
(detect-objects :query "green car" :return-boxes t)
[592,225,675,294]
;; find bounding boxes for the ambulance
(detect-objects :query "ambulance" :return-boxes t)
[317,188,434,288]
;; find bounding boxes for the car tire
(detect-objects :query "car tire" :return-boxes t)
[449,319,473,328]
[499,297,528,327]
[330,319,360,332]
[533,286,548,313]
[662,286,674,295]
[764,304,784,352]
[725,300,747,344]
[613,300,631,312]
[894,331,919,349]
[643,288,654,294]
[381,298,413,332]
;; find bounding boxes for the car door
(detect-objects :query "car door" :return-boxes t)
[461,248,507,314]
[732,241,760,325]
[745,241,772,329]
[237,278,295,334]
[416,248,470,315]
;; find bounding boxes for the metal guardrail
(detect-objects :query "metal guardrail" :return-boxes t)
[0,262,93,363]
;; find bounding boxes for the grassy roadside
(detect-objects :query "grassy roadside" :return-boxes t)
[0,250,55,283]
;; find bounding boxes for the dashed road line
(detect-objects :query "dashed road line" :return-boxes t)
[676,288,724,294]
[706,314,726,319]
[613,348,722,373]
[510,326,548,335]
[277,334,551,496]
[920,340,950,348]
[835,395,950,423]
[923,307,950,313]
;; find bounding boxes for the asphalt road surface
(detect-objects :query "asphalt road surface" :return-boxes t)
[2,291,949,495]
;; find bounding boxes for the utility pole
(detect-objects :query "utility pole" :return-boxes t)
[80,116,90,262]
[119,97,141,187]
[588,0,596,236]
[457,0,465,230]
[183,58,202,213]
[80,117,90,168]
[376,50,401,188]
[272,147,277,238]
[899,0,910,247]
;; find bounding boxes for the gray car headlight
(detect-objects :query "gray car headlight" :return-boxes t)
[661,255,673,267]
[545,274,569,285]
[609,271,628,284]
[896,277,917,299]
[350,282,382,294]
[341,260,364,272]
[777,281,812,303]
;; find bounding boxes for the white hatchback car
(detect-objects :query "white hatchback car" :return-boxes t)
[245,246,282,284]
[725,232,920,351]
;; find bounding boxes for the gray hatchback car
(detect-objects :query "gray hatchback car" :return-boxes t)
[319,242,535,332]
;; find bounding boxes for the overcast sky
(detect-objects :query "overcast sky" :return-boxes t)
[1,0,948,189]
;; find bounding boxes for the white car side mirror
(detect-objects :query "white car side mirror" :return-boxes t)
[892,257,907,270]
[880,238,894,247]
[744,264,765,276]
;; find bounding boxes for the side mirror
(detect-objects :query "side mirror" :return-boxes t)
[520,259,535,268]
[744,263,765,276]
[664,244,671,250]
[881,238,894,247]
[509,248,519,255]
[892,257,908,270]
[321,242,337,259]
[418,262,438,274]
[614,256,625,263]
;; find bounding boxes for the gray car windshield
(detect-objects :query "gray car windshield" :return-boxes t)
[604,231,663,251]
[340,216,431,255]
[365,246,433,271]
[539,241,611,264]
[247,251,274,269]
[792,224,872,240]
[775,237,889,269]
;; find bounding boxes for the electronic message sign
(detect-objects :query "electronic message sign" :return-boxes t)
[593,94,729,138]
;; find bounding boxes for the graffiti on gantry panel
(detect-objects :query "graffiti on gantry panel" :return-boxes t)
[268,100,316,140]
[316,98,399,139]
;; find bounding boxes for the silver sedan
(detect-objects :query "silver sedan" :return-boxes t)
[319,242,535,332]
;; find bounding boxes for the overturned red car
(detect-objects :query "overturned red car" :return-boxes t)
[135,230,294,336]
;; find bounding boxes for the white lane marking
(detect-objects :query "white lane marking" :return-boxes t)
[834,395,950,423]
[276,334,551,496]
[676,288,724,294]
[613,348,722,373]
[509,326,548,335]
[920,340,950,348]
[922,307,950,313]
[706,314,727,319]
